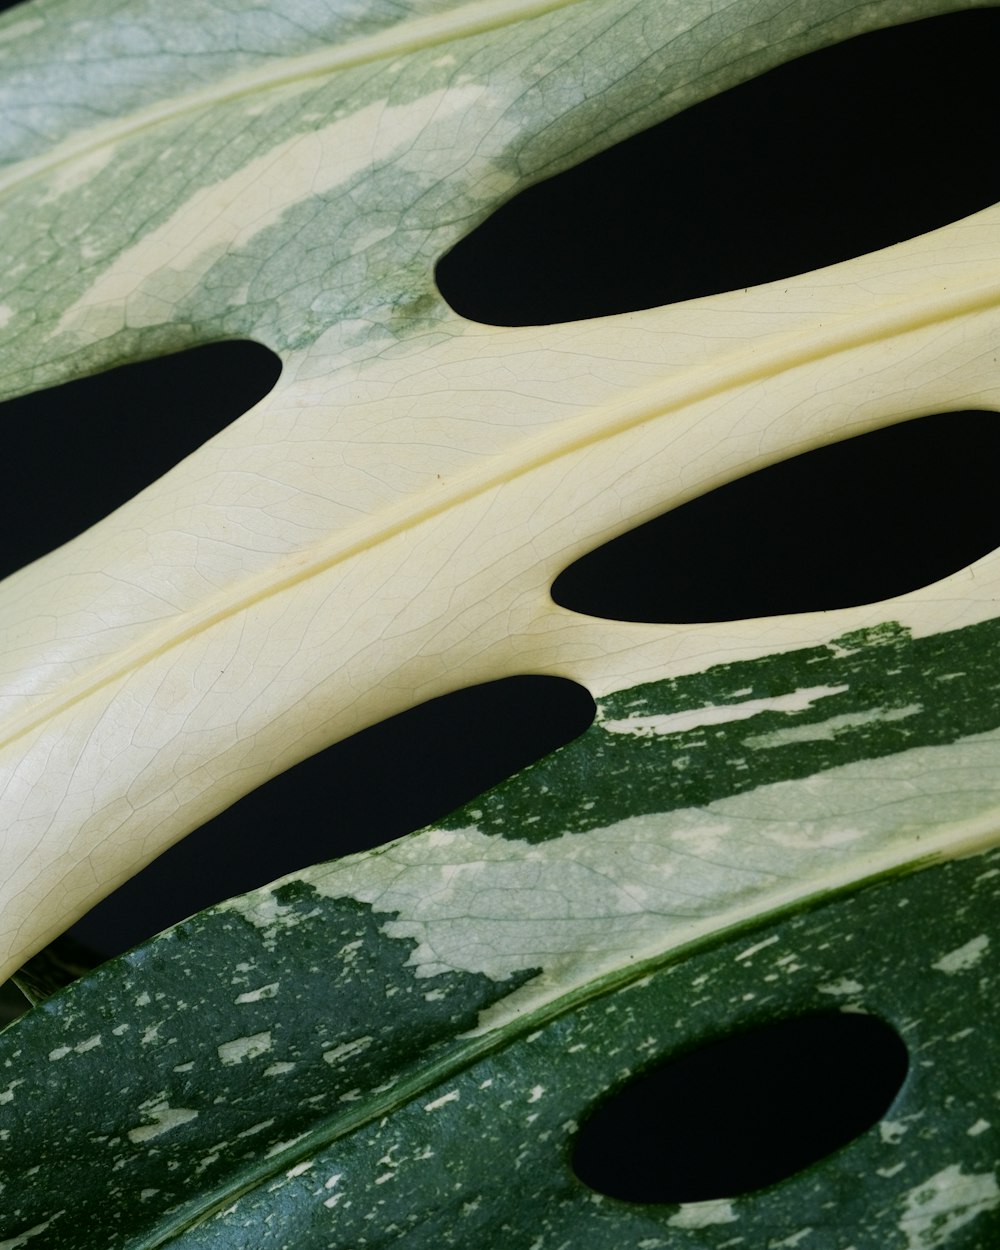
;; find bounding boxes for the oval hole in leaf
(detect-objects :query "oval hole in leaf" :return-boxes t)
[67,675,596,959]
[0,340,281,579]
[571,1011,908,1203]
[436,9,1000,325]
[551,409,1000,622]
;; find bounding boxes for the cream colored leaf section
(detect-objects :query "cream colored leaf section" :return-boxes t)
[5,206,1000,982]
[2,0,1000,985]
[52,86,487,341]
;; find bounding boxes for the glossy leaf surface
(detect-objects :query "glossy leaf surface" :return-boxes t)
[1,0,1000,1247]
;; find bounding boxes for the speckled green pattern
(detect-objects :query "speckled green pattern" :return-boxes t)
[3,0,1000,1241]
[6,613,1000,1245]
[0,891,536,1248]
[280,849,998,1250]
[4,850,997,1248]
[450,620,1000,841]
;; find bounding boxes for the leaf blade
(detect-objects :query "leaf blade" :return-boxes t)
[3,0,1000,1244]
[4,835,997,1246]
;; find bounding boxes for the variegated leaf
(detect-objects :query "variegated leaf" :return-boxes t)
[1,0,1000,1245]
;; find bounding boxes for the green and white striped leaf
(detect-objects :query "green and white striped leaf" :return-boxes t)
[3,655,1000,1246]
[1,0,1000,1244]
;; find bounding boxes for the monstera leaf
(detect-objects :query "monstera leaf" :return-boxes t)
[1,0,999,1246]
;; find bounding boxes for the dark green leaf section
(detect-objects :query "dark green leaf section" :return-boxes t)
[169,849,1000,1249]
[5,615,997,1247]
[4,845,998,1248]
[0,888,536,1249]
[447,618,1000,841]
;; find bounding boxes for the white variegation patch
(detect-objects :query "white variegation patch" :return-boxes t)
[932,935,989,974]
[39,145,117,203]
[217,1031,272,1065]
[745,704,921,750]
[127,1097,199,1143]
[303,726,1000,1031]
[234,981,279,1003]
[322,1036,373,1066]
[667,1199,737,1229]
[599,684,849,737]
[0,1210,65,1250]
[52,84,495,344]
[899,1165,999,1249]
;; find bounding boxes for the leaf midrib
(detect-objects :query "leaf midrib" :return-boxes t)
[0,0,589,205]
[2,259,998,757]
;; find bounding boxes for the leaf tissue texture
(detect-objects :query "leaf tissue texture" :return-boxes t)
[68,673,596,956]
[0,340,281,580]
[550,409,1000,622]
[1,0,1000,1246]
